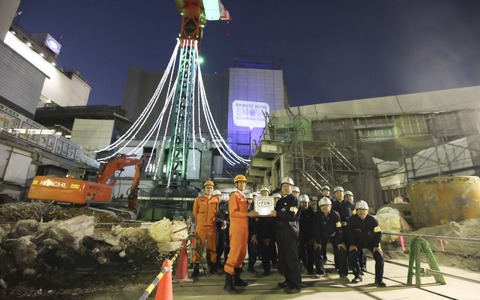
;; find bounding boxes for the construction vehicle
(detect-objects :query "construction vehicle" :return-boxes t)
[28,154,147,212]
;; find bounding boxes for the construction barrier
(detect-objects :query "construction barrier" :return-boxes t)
[138,247,181,300]
[383,232,480,287]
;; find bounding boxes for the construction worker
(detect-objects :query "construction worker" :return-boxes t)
[246,193,259,274]
[346,200,387,287]
[313,197,348,279]
[270,192,281,268]
[223,175,259,293]
[260,186,270,197]
[270,177,302,294]
[345,190,366,273]
[256,188,276,276]
[298,194,316,276]
[192,180,219,277]
[292,186,300,198]
[214,190,228,268]
[321,185,332,200]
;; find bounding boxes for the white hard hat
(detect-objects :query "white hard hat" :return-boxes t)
[273,193,281,198]
[345,190,353,196]
[319,197,332,206]
[322,185,330,191]
[213,190,221,195]
[260,187,270,193]
[281,177,294,186]
[355,200,369,210]
[292,186,300,193]
[299,194,310,203]
[245,193,253,199]
[334,186,344,192]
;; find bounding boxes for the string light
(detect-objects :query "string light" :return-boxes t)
[96,37,249,182]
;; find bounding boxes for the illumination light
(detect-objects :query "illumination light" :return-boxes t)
[26,42,32,47]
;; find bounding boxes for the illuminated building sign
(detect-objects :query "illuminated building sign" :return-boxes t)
[232,100,269,130]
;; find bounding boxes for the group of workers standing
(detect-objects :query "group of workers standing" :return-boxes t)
[191,175,387,294]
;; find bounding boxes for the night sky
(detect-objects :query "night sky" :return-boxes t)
[16,0,480,107]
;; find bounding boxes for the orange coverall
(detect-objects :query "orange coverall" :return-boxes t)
[223,190,249,275]
[193,195,219,264]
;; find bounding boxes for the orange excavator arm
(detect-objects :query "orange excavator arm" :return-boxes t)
[127,155,147,211]
[96,154,146,186]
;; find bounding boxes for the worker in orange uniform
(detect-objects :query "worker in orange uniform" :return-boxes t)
[192,180,220,277]
[224,174,259,293]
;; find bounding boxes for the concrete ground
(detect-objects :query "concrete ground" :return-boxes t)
[171,258,480,300]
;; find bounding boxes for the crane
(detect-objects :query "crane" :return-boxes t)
[96,0,247,204]
[166,0,230,187]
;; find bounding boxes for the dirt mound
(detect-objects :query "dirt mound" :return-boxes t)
[385,218,480,272]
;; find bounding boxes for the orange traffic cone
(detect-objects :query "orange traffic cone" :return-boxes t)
[155,260,173,300]
[175,240,190,281]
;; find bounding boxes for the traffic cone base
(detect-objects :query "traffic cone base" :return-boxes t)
[175,240,191,282]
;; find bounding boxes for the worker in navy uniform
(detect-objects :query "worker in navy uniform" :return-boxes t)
[255,187,275,276]
[346,200,387,287]
[345,190,366,273]
[246,193,259,274]
[214,190,228,269]
[270,193,281,268]
[270,177,302,294]
[313,197,348,279]
[297,194,316,276]
[318,185,333,263]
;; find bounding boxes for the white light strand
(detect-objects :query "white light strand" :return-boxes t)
[195,50,250,165]
[97,40,180,158]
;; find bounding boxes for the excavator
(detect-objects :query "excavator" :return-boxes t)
[28,154,147,214]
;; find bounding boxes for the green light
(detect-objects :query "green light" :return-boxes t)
[198,56,205,64]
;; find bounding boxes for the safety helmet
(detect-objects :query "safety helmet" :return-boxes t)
[213,190,221,196]
[292,186,300,193]
[260,187,270,193]
[299,194,310,203]
[334,186,344,192]
[355,200,369,210]
[204,180,214,187]
[273,193,281,198]
[245,193,253,199]
[319,197,332,206]
[345,190,353,196]
[321,185,330,191]
[281,177,294,186]
[234,174,247,183]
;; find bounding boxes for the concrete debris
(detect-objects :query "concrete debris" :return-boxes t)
[376,207,412,243]
[0,203,188,294]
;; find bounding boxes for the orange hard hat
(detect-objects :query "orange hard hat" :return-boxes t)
[204,180,214,187]
[234,174,247,183]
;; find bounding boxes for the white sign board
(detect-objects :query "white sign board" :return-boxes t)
[232,100,270,130]
[255,196,274,216]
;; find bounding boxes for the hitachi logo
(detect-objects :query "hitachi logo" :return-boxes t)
[39,180,67,188]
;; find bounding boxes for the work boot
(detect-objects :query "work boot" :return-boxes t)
[234,268,249,286]
[375,281,387,288]
[351,276,363,283]
[192,264,200,277]
[224,273,239,294]
[209,262,223,275]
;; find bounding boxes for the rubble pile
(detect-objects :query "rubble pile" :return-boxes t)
[0,203,188,298]
[0,202,124,223]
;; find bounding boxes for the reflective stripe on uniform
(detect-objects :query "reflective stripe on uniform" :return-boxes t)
[335,221,342,228]
[374,226,382,232]
[289,206,298,214]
